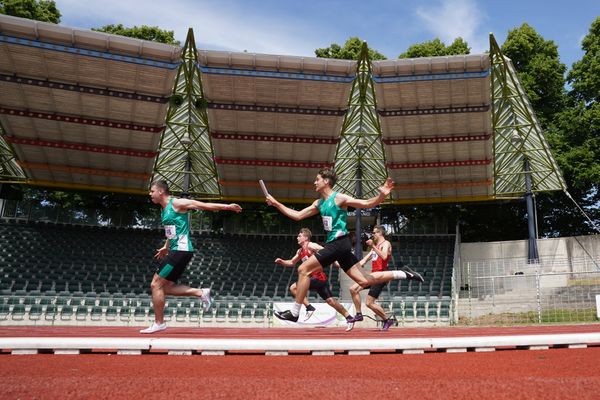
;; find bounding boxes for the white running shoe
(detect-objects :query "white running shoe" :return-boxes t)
[140,322,167,334]
[201,288,213,312]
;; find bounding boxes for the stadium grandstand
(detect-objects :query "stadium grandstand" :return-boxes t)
[0,12,598,336]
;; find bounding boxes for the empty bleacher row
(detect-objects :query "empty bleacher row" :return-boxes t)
[0,220,454,325]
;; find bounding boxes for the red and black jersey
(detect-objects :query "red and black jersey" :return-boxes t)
[299,245,327,282]
[370,241,390,272]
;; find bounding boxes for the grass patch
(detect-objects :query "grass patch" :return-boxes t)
[458,308,599,326]
[568,278,600,286]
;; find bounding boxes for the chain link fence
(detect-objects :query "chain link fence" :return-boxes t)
[456,256,600,325]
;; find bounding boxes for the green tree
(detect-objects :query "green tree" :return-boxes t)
[398,37,470,58]
[315,37,386,60]
[501,23,567,127]
[22,186,159,227]
[0,0,60,23]
[92,24,180,46]
[539,17,600,235]
[567,17,600,104]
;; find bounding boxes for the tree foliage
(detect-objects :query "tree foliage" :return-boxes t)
[315,37,386,60]
[501,23,567,127]
[92,24,180,46]
[398,37,470,58]
[539,17,600,235]
[567,17,600,104]
[0,0,60,23]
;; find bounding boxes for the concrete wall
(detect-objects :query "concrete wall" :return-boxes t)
[456,234,600,323]
[460,235,600,264]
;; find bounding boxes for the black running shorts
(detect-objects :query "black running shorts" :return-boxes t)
[367,282,387,299]
[309,277,333,300]
[314,235,358,272]
[156,250,193,282]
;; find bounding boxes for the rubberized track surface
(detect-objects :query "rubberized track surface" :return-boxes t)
[1,323,599,338]
[1,325,599,399]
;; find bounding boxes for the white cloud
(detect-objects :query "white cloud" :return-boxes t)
[415,0,488,53]
[55,0,325,56]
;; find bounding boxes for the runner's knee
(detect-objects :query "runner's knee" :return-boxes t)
[297,265,312,277]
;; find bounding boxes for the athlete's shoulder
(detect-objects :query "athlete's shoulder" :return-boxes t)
[170,197,192,212]
[333,191,352,205]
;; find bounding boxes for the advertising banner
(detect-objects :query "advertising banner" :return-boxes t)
[272,302,355,327]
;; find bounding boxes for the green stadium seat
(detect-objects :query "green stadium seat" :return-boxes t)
[44,305,57,321]
[60,305,73,320]
[253,308,266,323]
[75,305,89,321]
[28,304,43,321]
[11,304,26,320]
[119,306,132,321]
[90,306,103,321]
[105,306,118,321]
[427,302,439,321]
[188,307,201,322]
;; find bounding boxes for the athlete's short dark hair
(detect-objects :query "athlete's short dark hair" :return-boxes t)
[299,228,312,240]
[151,180,170,194]
[318,168,337,187]
[373,225,386,237]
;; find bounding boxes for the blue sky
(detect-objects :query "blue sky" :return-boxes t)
[54,0,599,69]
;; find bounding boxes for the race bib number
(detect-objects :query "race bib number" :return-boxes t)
[301,256,309,262]
[322,216,333,231]
[164,225,176,239]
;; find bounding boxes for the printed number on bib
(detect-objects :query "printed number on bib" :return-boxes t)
[322,216,333,231]
[164,225,176,239]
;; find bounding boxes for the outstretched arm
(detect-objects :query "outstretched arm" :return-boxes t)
[275,249,301,267]
[266,195,319,221]
[172,198,242,213]
[341,178,394,209]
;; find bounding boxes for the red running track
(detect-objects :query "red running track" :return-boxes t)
[1,323,599,338]
[0,324,599,399]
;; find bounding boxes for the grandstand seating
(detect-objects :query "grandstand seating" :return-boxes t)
[0,220,454,325]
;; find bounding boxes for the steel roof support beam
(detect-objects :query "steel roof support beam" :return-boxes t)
[333,42,388,200]
[152,28,221,198]
[489,33,566,197]
[0,120,26,181]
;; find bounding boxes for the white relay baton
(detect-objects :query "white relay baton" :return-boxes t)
[259,180,269,197]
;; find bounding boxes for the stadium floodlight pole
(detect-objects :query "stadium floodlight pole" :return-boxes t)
[524,157,539,263]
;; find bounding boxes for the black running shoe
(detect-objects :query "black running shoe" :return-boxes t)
[304,304,316,321]
[403,265,425,283]
[274,309,299,322]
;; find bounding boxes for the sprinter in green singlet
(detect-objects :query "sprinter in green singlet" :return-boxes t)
[266,168,423,323]
[140,180,242,334]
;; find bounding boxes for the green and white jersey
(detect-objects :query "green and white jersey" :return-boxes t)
[162,197,193,251]
[317,191,349,243]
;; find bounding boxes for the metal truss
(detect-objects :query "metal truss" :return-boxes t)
[490,34,566,197]
[0,120,26,181]
[333,42,388,199]
[152,28,221,198]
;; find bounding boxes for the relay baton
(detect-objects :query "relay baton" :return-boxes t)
[259,180,270,197]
